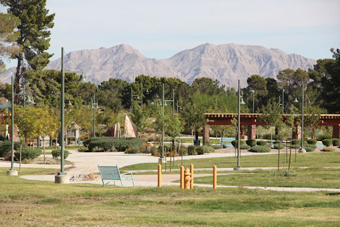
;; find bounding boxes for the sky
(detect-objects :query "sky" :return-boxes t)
[1,0,340,68]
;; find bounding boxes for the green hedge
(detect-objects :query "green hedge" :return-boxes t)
[178,146,188,156]
[84,137,146,152]
[246,139,257,147]
[51,150,70,159]
[240,144,250,150]
[322,139,333,147]
[250,146,270,153]
[202,145,215,153]
[273,143,285,149]
[332,139,340,146]
[231,140,246,148]
[256,141,267,146]
[211,145,223,149]
[188,145,195,155]
[291,139,301,145]
[14,148,42,160]
[0,141,26,157]
[307,139,317,145]
[196,147,204,155]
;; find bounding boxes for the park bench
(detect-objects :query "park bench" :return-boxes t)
[97,165,135,187]
[220,137,234,148]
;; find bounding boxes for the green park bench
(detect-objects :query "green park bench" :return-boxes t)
[97,165,135,187]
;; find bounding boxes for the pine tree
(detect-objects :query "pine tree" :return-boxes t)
[1,0,55,98]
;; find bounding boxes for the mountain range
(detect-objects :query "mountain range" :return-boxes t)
[1,43,316,88]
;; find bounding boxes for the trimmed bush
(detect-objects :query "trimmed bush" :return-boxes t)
[15,148,42,160]
[231,140,246,148]
[290,144,300,149]
[250,146,270,153]
[273,143,285,149]
[85,137,146,152]
[322,147,335,152]
[178,146,187,156]
[0,141,26,157]
[305,146,315,152]
[196,147,204,155]
[246,139,257,147]
[256,140,267,146]
[322,139,333,147]
[332,139,340,146]
[307,139,317,145]
[291,139,301,145]
[187,145,196,155]
[240,144,250,150]
[202,145,215,153]
[125,147,140,154]
[78,147,87,152]
[211,145,223,149]
[51,150,69,159]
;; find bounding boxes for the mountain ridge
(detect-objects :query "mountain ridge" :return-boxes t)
[0,43,316,88]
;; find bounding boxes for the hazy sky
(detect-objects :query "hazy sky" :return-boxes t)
[1,0,340,67]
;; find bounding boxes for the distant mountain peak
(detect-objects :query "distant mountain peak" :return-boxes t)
[1,43,316,88]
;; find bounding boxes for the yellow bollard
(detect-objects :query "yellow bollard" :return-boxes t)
[190,164,194,189]
[213,165,217,189]
[184,168,191,189]
[158,164,161,188]
[180,166,184,189]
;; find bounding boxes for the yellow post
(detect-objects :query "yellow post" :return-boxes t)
[180,166,184,189]
[190,164,194,189]
[213,165,217,189]
[184,168,191,189]
[158,164,161,188]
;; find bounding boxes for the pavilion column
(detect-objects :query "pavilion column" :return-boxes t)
[292,125,301,140]
[248,125,256,140]
[203,124,210,145]
[333,125,340,139]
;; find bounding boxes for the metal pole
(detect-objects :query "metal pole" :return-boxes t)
[10,76,14,170]
[172,89,175,117]
[300,84,305,152]
[282,89,285,113]
[235,80,241,170]
[162,83,165,159]
[60,47,65,174]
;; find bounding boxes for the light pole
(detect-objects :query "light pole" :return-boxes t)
[234,80,245,170]
[293,84,306,153]
[250,90,255,113]
[55,47,86,184]
[7,77,35,176]
[91,94,98,138]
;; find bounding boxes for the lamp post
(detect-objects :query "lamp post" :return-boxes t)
[250,90,255,113]
[234,80,245,170]
[293,84,306,153]
[7,77,35,176]
[91,94,98,138]
[55,47,86,184]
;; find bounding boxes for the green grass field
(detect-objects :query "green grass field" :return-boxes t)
[1,151,340,226]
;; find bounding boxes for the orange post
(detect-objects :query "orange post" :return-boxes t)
[213,165,217,189]
[158,164,161,188]
[184,168,191,189]
[180,166,184,189]
[190,164,194,189]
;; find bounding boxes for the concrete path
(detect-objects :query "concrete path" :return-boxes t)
[2,149,340,192]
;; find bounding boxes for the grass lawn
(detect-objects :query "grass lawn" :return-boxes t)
[1,168,340,226]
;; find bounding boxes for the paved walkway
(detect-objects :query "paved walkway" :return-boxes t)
[2,149,340,192]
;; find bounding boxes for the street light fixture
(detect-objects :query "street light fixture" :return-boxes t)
[55,47,86,184]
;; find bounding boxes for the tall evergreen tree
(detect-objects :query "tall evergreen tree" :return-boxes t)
[1,0,55,98]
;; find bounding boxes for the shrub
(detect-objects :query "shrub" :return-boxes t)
[202,145,215,153]
[262,133,271,139]
[78,147,87,152]
[211,145,223,149]
[307,139,317,145]
[305,144,317,152]
[196,147,204,155]
[290,144,300,149]
[14,148,42,160]
[0,141,25,157]
[317,133,332,141]
[125,147,140,154]
[151,146,159,156]
[187,145,196,155]
[250,146,270,153]
[240,144,250,150]
[291,139,301,145]
[332,139,340,146]
[256,140,267,146]
[85,137,146,152]
[178,146,188,156]
[231,140,246,148]
[51,150,70,159]
[246,139,257,147]
[322,139,333,147]
[322,147,335,152]
[273,143,285,149]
